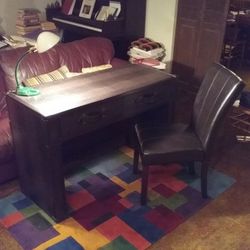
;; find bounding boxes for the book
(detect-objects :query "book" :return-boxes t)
[17,8,40,15]
[131,47,164,57]
[128,48,165,60]
[41,22,57,31]
[129,57,166,69]
[16,24,41,32]
[61,0,76,15]
[16,24,41,35]
[16,13,40,20]
[16,17,40,27]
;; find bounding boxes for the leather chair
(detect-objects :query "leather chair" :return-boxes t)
[133,63,245,205]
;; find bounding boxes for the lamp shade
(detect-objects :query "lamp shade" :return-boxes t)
[36,31,60,53]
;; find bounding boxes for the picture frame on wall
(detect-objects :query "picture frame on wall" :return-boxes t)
[79,0,96,19]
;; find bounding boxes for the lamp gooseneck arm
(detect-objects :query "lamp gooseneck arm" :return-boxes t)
[14,47,40,96]
[14,50,31,89]
[13,32,60,96]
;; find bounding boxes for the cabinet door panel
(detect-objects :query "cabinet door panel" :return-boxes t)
[194,0,229,80]
[173,0,229,82]
[172,0,202,80]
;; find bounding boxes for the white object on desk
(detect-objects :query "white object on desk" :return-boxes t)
[0,40,8,49]
[110,1,121,19]
[2,35,27,48]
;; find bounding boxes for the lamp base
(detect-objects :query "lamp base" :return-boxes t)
[16,86,40,96]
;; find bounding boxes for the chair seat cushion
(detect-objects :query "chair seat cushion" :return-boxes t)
[135,123,205,165]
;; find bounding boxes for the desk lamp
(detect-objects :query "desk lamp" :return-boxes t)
[15,31,60,96]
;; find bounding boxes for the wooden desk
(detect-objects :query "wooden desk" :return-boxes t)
[6,64,177,221]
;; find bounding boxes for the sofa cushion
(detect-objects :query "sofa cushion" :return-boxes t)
[0,93,7,119]
[0,47,60,91]
[56,37,115,72]
[0,68,8,119]
[0,117,13,163]
[24,65,69,86]
[0,37,118,92]
[0,160,18,184]
[24,64,113,86]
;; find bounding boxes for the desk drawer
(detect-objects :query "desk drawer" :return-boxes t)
[124,83,173,117]
[60,99,123,140]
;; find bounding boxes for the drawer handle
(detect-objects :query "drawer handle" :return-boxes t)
[79,111,105,124]
[135,92,157,104]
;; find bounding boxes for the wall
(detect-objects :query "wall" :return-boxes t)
[145,0,178,70]
[0,0,34,33]
[33,1,57,19]
[0,0,53,34]
[0,0,178,67]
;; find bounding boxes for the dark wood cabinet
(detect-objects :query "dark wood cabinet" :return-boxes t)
[230,0,250,11]
[46,0,146,59]
[172,0,230,83]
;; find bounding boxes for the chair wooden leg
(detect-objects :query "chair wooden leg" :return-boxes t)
[188,161,195,175]
[141,165,149,205]
[201,161,208,198]
[133,149,139,174]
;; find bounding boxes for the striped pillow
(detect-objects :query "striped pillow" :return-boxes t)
[81,64,112,74]
[23,65,69,86]
[64,64,112,78]
[65,72,84,78]
[23,64,112,87]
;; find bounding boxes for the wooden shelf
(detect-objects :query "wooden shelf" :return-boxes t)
[48,11,125,38]
[46,0,146,59]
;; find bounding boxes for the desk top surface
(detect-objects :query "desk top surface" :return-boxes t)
[8,64,174,118]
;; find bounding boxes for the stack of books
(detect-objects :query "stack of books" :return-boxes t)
[41,21,57,31]
[128,38,166,69]
[16,8,41,36]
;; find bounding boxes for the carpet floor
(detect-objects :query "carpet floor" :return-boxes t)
[0,147,236,250]
[148,141,250,250]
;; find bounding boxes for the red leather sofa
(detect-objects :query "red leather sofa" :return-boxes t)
[0,37,127,184]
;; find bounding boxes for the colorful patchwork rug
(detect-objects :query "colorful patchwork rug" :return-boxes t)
[0,147,235,250]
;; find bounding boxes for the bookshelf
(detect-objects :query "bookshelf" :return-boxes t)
[46,0,146,59]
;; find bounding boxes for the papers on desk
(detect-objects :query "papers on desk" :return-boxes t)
[0,40,8,49]
[2,34,35,48]
[2,35,26,48]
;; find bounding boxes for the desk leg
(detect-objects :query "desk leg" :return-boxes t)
[18,143,67,222]
[7,97,67,222]
[167,99,175,123]
[40,145,67,222]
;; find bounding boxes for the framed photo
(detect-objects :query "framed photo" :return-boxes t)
[96,6,117,21]
[79,0,96,19]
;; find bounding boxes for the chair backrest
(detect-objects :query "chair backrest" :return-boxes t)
[192,63,245,150]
